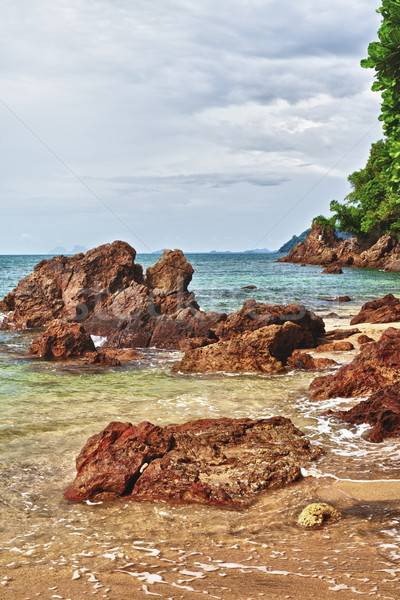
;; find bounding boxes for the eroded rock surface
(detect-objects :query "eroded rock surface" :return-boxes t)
[64,417,322,508]
[172,321,315,374]
[310,328,400,400]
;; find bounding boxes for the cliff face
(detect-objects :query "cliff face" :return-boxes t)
[278,222,400,271]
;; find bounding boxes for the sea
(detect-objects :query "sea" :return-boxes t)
[0,253,400,599]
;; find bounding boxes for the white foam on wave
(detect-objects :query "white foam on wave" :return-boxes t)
[90,335,107,348]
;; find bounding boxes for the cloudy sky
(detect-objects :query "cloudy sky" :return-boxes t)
[1,0,382,253]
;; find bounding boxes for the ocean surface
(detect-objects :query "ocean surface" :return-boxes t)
[0,253,400,599]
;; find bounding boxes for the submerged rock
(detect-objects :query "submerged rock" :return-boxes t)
[325,382,400,443]
[64,417,322,508]
[310,328,400,400]
[321,266,343,275]
[298,503,342,527]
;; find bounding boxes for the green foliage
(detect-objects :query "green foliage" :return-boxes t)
[312,215,336,231]
[320,3,400,242]
[361,0,400,190]
[328,140,399,240]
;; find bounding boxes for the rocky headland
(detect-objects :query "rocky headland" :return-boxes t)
[278,220,400,271]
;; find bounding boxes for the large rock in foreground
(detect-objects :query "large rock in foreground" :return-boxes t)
[350,294,400,325]
[325,382,400,443]
[172,321,314,374]
[309,328,400,400]
[64,417,322,508]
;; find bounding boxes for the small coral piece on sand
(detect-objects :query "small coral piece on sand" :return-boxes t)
[297,503,342,527]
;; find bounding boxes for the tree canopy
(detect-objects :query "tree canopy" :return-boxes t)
[361,0,400,188]
[316,1,400,241]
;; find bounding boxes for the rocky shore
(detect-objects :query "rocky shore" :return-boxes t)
[2,242,400,508]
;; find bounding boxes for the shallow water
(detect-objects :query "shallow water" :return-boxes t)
[1,254,400,598]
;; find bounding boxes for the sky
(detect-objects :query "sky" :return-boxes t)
[0,0,383,253]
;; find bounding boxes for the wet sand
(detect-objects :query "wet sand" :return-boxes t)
[2,319,400,600]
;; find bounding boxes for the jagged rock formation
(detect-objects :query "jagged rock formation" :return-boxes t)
[1,243,325,363]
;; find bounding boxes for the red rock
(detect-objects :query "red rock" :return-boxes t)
[321,266,343,274]
[350,294,400,325]
[145,249,193,296]
[324,328,361,340]
[287,351,337,371]
[324,382,400,442]
[241,285,257,290]
[309,327,400,400]
[172,321,314,374]
[214,299,324,344]
[85,350,121,366]
[64,417,322,507]
[357,334,374,345]
[322,296,352,303]
[29,320,95,359]
[313,341,354,353]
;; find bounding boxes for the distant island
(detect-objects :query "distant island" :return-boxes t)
[277,230,310,254]
[48,245,88,256]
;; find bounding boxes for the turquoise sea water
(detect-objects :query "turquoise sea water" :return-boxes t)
[1,253,400,599]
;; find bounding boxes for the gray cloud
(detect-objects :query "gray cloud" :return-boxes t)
[0,0,383,253]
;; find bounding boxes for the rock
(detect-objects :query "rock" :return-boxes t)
[321,266,343,274]
[1,242,221,352]
[241,285,257,290]
[297,503,342,527]
[214,300,324,344]
[313,341,354,353]
[350,294,400,325]
[322,296,351,302]
[85,350,121,366]
[278,221,400,271]
[277,222,340,265]
[1,241,142,329]
[29,320,96,359]
[357,334,374,345]
[325,382,400,443]
[324,328,361,340]
[384,256,400,272]
[287,351,337,371]
[145,249,193,296]
[64,417,323,507]
[359,234,397,265]
[172,321,315,374]
[309,327,400,400]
